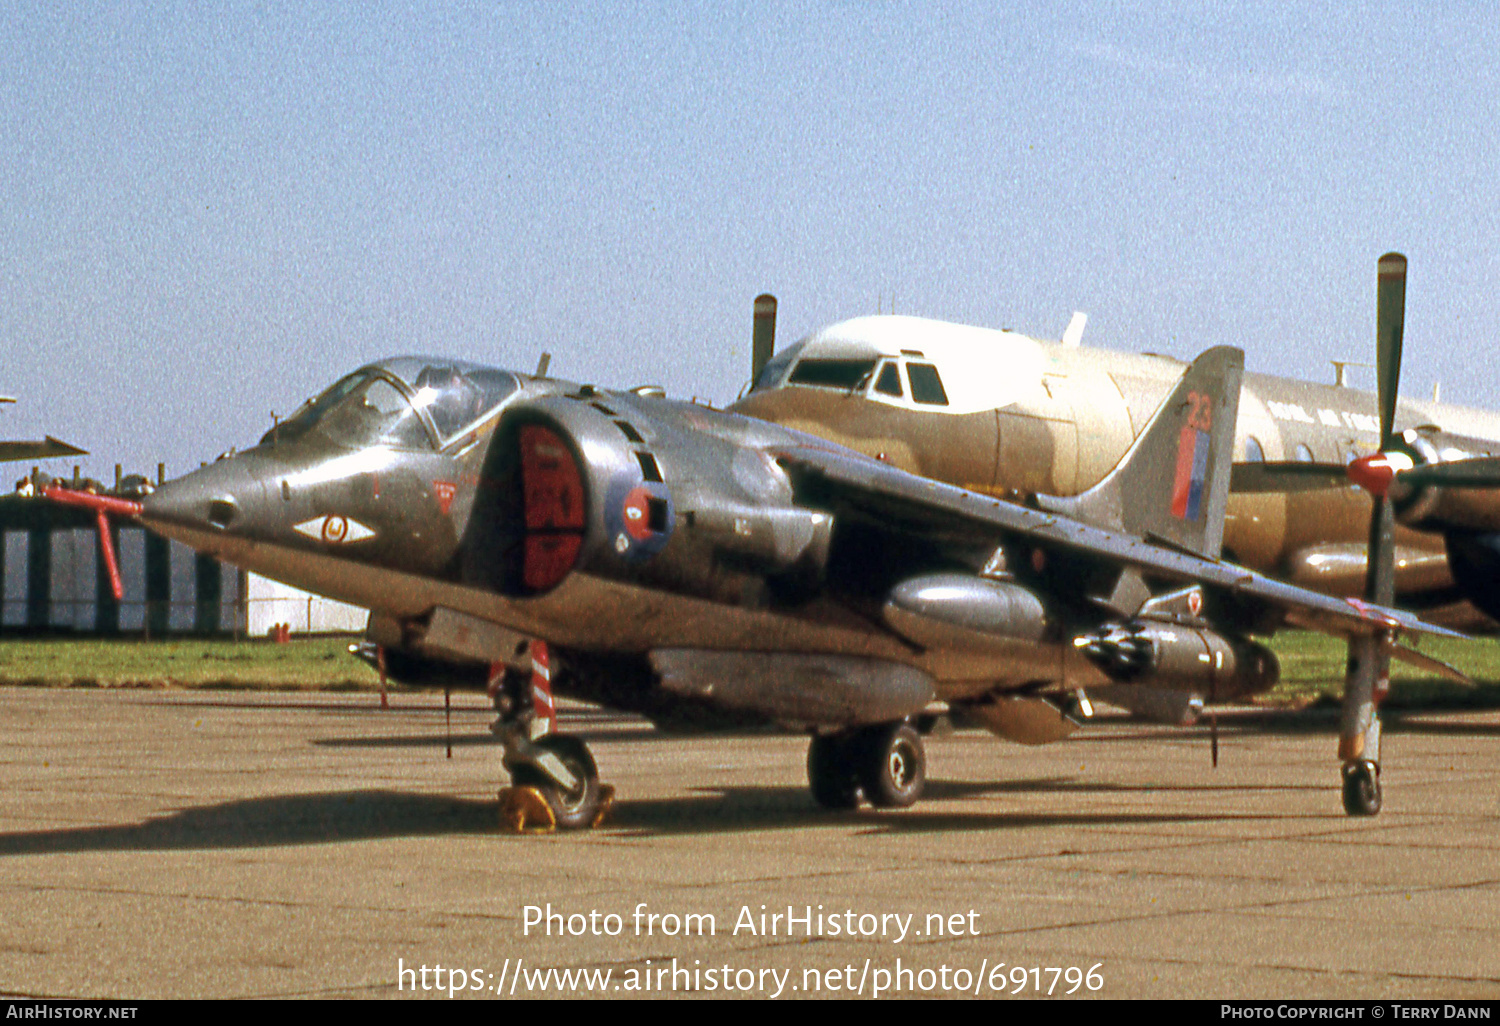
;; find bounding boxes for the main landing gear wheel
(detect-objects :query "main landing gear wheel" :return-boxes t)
[508,735,602,830]
[858,722,926,808]
[806,722,928,810]
[807,733,861,809]
[1341,760,1382,817]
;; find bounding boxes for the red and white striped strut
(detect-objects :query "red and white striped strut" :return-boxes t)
[529,640,556,739]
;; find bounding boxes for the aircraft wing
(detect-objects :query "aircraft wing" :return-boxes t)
[0,436,87,463]
[772,439,1463,641]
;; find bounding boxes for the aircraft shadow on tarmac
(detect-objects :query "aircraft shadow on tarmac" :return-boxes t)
[0,790,501,856]
[601,782,1321,837]
[0,773,1327,855]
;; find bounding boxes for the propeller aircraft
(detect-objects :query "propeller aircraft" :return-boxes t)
[734,255,1500,816]
[733,260,1500,637]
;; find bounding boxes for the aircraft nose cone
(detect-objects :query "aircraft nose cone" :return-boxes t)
[141,456,270,534]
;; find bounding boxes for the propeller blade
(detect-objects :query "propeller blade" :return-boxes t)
[1339,255,1403,814]
[752,293,778,385]
[1376,252,1406,451]
[1364,252,1406,609]
[1365,483,1397,606]
[1385,640,1473,686]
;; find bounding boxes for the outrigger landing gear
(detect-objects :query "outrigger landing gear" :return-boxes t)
[807,720,927,811]
[490,641,610,831]
[1341,760,1381,817]
[1339,633,1386,818]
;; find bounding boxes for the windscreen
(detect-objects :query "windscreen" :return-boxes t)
[277,372,432,449]
[787,358,879,390]
[264,359,520,449]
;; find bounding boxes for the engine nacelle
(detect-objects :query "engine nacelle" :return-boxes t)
[463,395,832,597]
[1393,431,1500,532]
[1076,620,1279,700]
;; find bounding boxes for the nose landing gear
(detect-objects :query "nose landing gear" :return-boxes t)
[505,734,606,831]
[491,642,611,832]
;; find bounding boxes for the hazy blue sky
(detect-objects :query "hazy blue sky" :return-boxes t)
[3,2,1498,477]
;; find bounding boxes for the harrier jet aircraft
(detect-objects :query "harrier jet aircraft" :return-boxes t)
[734,258,1500,635]
[50,302,1456,828]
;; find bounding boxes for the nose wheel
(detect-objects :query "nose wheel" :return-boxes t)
[506,734,604,830]
[807,721,927,810]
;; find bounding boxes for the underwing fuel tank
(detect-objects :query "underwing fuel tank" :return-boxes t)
[1076,620,1279,699]
[881,574,1049,650]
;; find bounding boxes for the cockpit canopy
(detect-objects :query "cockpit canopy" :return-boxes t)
[263,357,520,450]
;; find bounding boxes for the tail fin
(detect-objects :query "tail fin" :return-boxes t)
[1041,346,1243,560]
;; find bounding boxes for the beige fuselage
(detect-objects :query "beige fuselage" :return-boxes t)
[731,316,1500,629]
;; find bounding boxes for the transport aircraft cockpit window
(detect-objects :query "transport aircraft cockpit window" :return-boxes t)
[874,362,904,398]
[751,344,800,392]
[907,363,949,405]
[788,358,880,389]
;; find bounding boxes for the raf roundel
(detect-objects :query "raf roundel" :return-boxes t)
[622,486,655,542]
[603,475,672,562]
[293,515,377,546]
